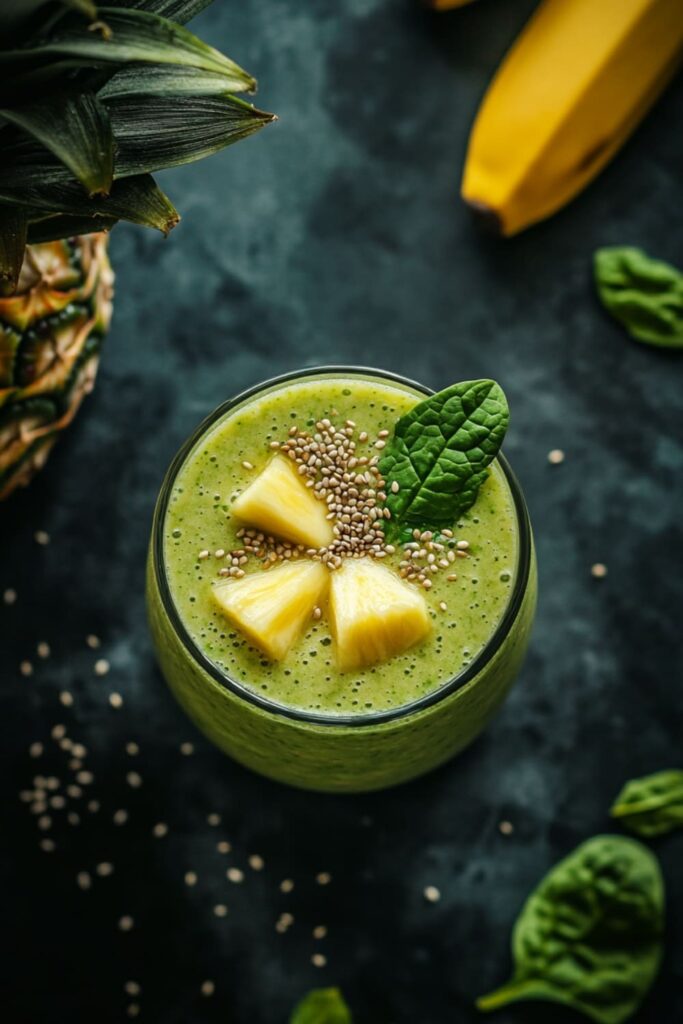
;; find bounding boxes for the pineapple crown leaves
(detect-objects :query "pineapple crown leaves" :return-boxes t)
[0,0,276,294]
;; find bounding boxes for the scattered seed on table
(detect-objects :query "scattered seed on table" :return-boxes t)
[20,661,33,677]
[67,812,80,826]
[77,872,92,890]
[201,981,215,997]
[34,530,50,545]
[207,813,221,826]
[67,785,81,798]
[217,841,232,854]
[72,743,87,759]
[227,868,244,884]
[313,925,327,940]
[96,862,114,877]
[126,1004,140,1018]
[126,742,139,756]
[316,872,331,885]
[118,916,134,932]
[52,724,66,740]
[29,742,43,758]
[152,823,168,838]
[36,642,50,659]
[86,634,101,649]
[180,742,194,756]
[591,562,608,579]
[77,771,94,785]
[40,839,56,853]
[213,904,228,918]
[50,796,65,810]
[126,772,142,789]
[248,854,264,871]
[109,693,123,709]
[113,809,128,826]
[184,871,198,887]
[87,800,99,813]
[311,954,327,968]
[424,885,441,903]
[280,879,294,893]
[3,588,17,605]
[499,820,514,836]
[547,448,565,465]
[124,982,141,997]
[37,815,51,831]
[59,691,74,707]
[94,659,110,677]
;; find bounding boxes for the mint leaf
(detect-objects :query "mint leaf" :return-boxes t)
[610,769,683,838]
[594,246,683,348]
[476,835,665,1024]
[290,988,352,1024]
[379,379,509,534]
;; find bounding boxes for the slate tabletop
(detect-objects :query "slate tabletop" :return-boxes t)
[2,2,682,1022]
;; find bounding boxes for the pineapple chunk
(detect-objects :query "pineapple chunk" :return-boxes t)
[213,560,329,661]
[232,455,334,549]
[330,557,431,672]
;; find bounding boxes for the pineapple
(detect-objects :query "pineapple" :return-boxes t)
[213,560,329,662]
[330,557,431,672]
[0,0,275,498]
[232,456,335,549]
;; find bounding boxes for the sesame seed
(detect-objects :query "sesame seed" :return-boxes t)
[217,841,232,854]
[184,871,198,886]
[312,606,322,621]
[37,814,52,830]
[390,481,399,493]
[40,838,56,852]
[447,574,458,582]
[113,809,128,826]
[96,862,114,877]
[76,871,92,890]
[315,872,331,885]
[50,795,65,809]
[242,461,254,470]
[499,820,514,836]
[118,916,134,932]
[59,691,74,707]
[94,658,110,676]
[72,743,87,758]
[126,1005,140,1018]
[311,954,327,968]
[227,867,244,884]
[248,854,264,871]
[215,548,225,558]
[547,448,565,465]
[86,634,101,649]
[439,602,447,612]
[591,563,608,579]
[280,879,294,893]
[36,642,50,659]
[87,800,99,813]
[374,439,386,450]
[126,742,139,756]
[34,530,50,545]
[213,904,228,918]
[201,981,215,997]
[109,692,123,709]
[152,823,168,838]
[313,925,327,939]
[207,813,221,826]
[180,742,194,756]
[124,982,141,997]
[126,772,142,788]
[29,742,43,758]
[76,771,94,785]
[424,885,441,903]
[67,785,81,798]
[456,540,470,550]
[20,660,33,677]
[3,588,17,605]
[67,812,80,825]
[198,549,210,560]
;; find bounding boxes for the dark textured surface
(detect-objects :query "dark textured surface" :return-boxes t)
[2,1,682,1021]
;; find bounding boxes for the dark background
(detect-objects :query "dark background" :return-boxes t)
[1,1,682,1021]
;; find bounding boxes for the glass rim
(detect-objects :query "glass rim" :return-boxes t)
[152,365,532,728]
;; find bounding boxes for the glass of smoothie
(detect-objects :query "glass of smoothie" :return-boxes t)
[146,367,536,792]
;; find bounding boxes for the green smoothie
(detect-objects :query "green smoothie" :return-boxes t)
[147,368,536,792]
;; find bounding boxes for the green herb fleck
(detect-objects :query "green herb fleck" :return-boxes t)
[476,835,664,1024]
[594,247,683,348]
[290,988,352,1024]
[610,769,683,838]
[379,379,509,535]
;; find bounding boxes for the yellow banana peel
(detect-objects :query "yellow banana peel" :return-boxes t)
[461,0,683,236]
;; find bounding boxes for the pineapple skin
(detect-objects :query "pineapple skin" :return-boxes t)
[330,557,432,672]
[213,559,329,661]
[232,454,334,549]
[0,234,114,500]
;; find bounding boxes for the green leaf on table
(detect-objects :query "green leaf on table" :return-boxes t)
[476,835,664,1024]
[378,379,509,536]
[290,987,352,1024]
[610,769,683,838]
[594,247,683,349]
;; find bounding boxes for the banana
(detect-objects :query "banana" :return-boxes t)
[461,0,683,236]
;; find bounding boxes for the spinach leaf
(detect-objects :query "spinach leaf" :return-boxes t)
[476,835,664,1024]
[610,769,683,838]
[290,987,352,1024]
[594,247,683,348]
[378,379,509,535]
